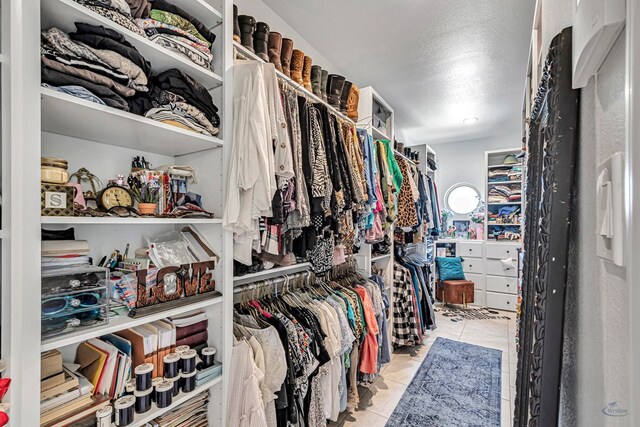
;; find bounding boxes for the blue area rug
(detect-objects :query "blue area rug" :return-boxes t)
[386,337,502,427]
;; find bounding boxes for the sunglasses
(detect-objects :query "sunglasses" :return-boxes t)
[42,309,103,336]
[41,292,101,315]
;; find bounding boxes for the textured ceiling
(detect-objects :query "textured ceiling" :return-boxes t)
[263,0,535,145]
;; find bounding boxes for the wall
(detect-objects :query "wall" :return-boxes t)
[430,133,521,205]
[234,0,344,76]
[536,1,632,426]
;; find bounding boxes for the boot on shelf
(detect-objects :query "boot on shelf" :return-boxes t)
[233,5,241,43]
[290,49,305,84]
[311,65,322,97]
[253,22,270,61]
[302,56,313,92]
[327,74,345,108]
[268,32,283,72]
[347,83,360,121]
[320,69,329,102]
[238,15,256,52]
[340,81,353,114]
[281,38,294,77]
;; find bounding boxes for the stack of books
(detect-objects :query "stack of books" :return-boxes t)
[41,240,91,271]
[40,350,110,427]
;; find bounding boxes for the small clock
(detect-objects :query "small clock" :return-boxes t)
[96,184,134,210]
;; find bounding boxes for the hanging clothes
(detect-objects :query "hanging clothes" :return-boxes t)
[232,267,391,426]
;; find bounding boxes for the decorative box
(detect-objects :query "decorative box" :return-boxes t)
[41,184,75,216]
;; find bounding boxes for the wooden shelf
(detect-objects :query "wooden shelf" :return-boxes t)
[41,88,223,156]
[42,217,222,225]
[233,262,312,285]
[41,295,223,352]
[130,374,222,427]
[41,0,223,90]
[233,42,355,125]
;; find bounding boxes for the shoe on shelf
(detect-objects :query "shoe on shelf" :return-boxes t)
[268,31,283,72]
[340,80,353,114]
[238,15,256,52]
[291,49,305,84]
[347,83,360,121]
[281,38,294,77]
[327,74,345,108]
[303,56,313,92]
[253,21,270,61]
[320,69,329,102]
[233,5,241,43]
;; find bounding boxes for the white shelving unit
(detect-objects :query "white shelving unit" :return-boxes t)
[1,0,234,425]
[41,88,224,156]
[484,148,524,242]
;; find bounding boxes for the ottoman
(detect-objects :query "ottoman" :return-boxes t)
[440,279,474,308]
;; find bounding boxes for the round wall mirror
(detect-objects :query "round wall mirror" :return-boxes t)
[445,183,481,215]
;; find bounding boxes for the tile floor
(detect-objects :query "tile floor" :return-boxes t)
[329,305,518,427]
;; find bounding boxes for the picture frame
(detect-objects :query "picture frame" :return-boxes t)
[453,220,470,234]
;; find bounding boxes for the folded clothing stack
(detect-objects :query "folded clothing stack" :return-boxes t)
[129,68,220,135]
[488,205,521,223]
[488,166,523,183]
[136,0,216,70]
[488,225,521,241]
[41,24,151,111]
[488,184,521,203]
[75,0,148,37]
[72,0,216,70]
[42,23,220,136]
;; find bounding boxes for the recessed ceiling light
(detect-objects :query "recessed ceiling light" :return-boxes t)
[463,117,479,124]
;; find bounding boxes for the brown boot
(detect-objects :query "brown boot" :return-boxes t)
[281,38,294,77]
[268,32,283,72]
[302,56,312,91]
[290,49,305,84]
[347,84,360,121]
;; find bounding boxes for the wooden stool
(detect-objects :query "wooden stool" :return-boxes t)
[440,280,475,308]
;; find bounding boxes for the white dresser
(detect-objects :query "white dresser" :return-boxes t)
[436,239,520,311]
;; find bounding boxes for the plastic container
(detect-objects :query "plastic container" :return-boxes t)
[155,380,174,409]
[181,369,197,393]
[134,363,153,391]
[201,347,216,369]
[163,353,180,379]
[134,387,152,414]
[114,395,135,426]
[180,349,197,374]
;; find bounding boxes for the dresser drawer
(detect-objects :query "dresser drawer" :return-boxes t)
[485,243,519,259]
[486,292,517,311]
[462,258,483,274]
[459,242,484,258]
[464,273,485,290]
[485,259,518,277]
[486,275,517,294]
[472,290,485,307]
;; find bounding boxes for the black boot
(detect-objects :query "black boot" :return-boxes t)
[311,66,322,97]
[238,15,255,52]
[340,81,353,114]
[320,70,328,102]
[327,75,345,108]
[254,22,270,61]
[233,5,241,43]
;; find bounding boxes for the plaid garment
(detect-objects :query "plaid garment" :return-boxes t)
[392,264,421,347]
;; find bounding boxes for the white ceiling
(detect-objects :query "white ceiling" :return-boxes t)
[263,0,535,145]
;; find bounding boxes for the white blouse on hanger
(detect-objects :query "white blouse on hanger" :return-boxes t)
[227,337,268,427]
